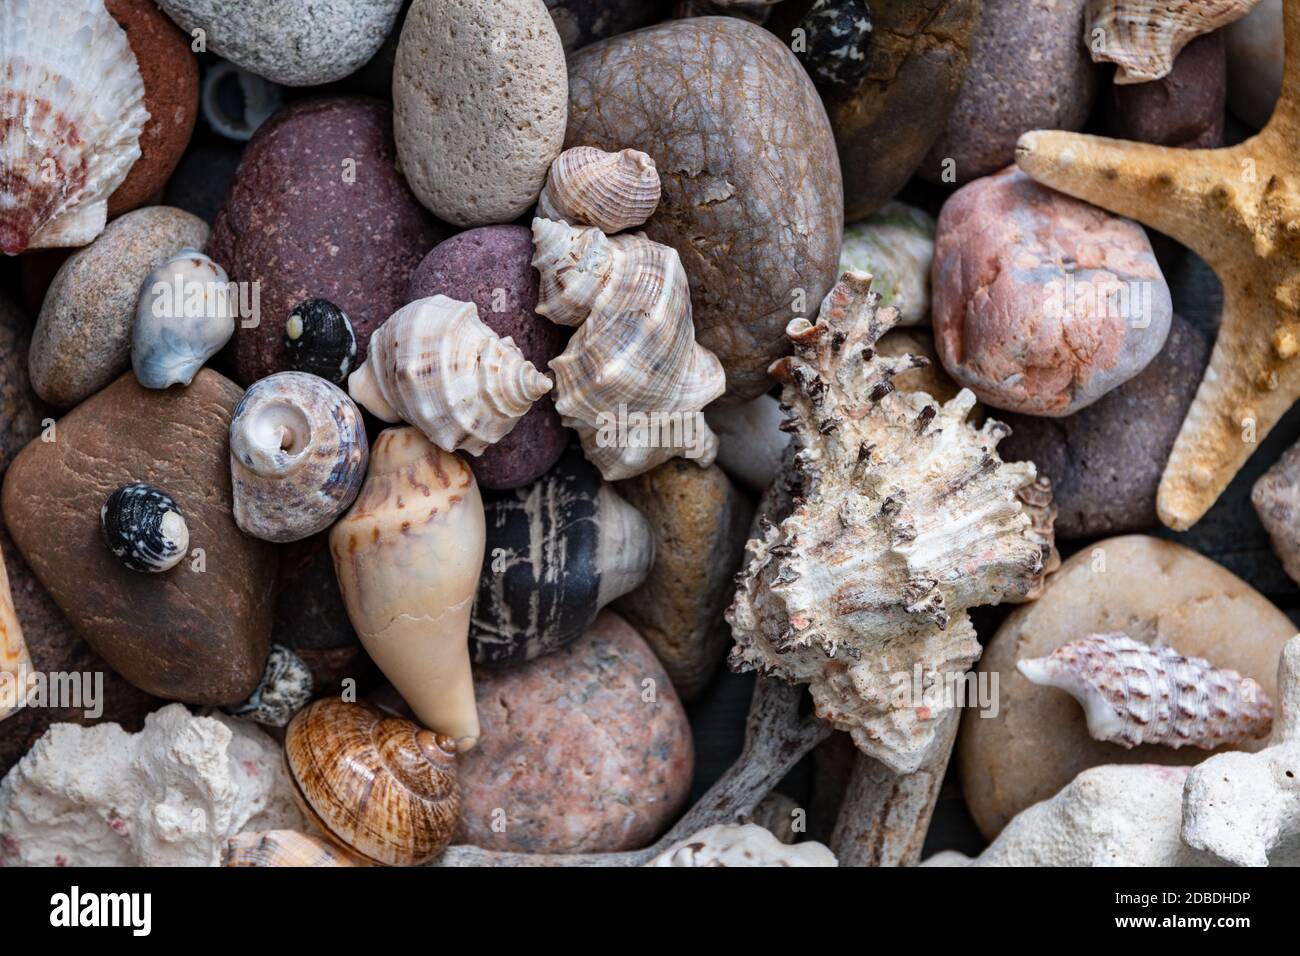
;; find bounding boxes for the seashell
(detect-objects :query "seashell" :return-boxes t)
[532,217,727,481]
[348,296,553,457]
[793,0,873,96]
[646,823,838,867]
[132,249,236,390]
[222,644,315,728]
[1017,632,1274,749]
[330,426,485,749]
[230,372,369,543]
[100,483,189,573]
[838,201,935,326]
[0,0,150,254]
[1086,0,1259,84]
[0,540,31,722]
[201,59,283,142]
[536,146,662,234]
[283,298,357,386]
[226,830,363,867]
[727,271,1055,775]
[284,698,460,866]
[470,450,655,666]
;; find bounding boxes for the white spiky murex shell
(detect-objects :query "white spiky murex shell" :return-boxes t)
[0,0,150,254]
[532,218,726,481]
[537,146,662,234]
[726,271,1056,775]
[347,295,553,457]
[1017,632,1274,749]
[1086,0,1259,84]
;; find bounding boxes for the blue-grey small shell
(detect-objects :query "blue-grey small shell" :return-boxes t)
[284,299,358,386]
[223,644,314,728]
[100,483,190,573]
[201,59,283,142]
[132,249,237,390]
[795,0,873,96]
[230,372,369,543]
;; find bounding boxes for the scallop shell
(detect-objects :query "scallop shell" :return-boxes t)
[532,217,727,481]
[1017,632,1274,749]
[727,271,1055,775]
[0,0,150,253]
[330,426,485,750]
[1086,0,1259,84]
[285,698,460,866]
[222,644,315,728]
[230,372,369,543]
[132,249,236,390]
[348,295,552,457]
[226,830,363,867]
[0,540,31,722]
[100,483,189,573]
[537,146,662,234]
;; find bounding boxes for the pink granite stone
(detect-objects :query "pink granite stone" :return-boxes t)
[931,166,1172,416]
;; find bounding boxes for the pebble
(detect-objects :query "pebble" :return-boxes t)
[612,461,754,701]
[1225,0,1283,129]
[999,314,1211,538]
[29,207,210,409]
[455,611,694,853]
[545,0,674,51]
[932,166,1172,416]
[705,394,788,494]
[959,535,1297,839]
[921,0,1098,184]
[1105,32,1226,149]
[566,15,843,401]
[156,0,406,87]
[1254,441,1300,587]
[393,0,568,228]
[104,0,200,218]
[162,141,243,226]
[0,295,48,473]
[210,97,445,385]
[0,370,277,705]
[406,226,570,489]
[839,201,935,326]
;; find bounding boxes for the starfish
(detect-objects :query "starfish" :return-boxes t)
[1014,0,1300,531]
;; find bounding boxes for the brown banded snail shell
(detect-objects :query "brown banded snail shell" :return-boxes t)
[225,830,363,867]
[284,698,461,866]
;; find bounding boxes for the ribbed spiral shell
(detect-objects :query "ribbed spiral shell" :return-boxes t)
[1086,0,1257,84]
[347,296,552,457]
[226,830,362,867]
[0,0,149,253]
[284,698,461,867]
[536,146,662,234]
[1017,632,1274,749]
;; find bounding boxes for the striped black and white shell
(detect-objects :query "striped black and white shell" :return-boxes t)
[1017,633,1274,750]
[469,450,654,666]
[100,483,189,573]
[223,644,314,728]
[794,0,873,96]
[284,298,357,385]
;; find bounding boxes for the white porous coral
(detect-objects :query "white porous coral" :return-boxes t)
[645,824,837,867]
[727,271,1055,775]
[0,704,304,866]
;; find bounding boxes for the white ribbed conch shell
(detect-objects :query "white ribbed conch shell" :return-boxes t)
[132,249,237,389]
[1017,632,1274,749]
[727,271,1055,775]
[0,0,150,253]
[537,146,662,234]
[533,217,727,481]
[0,540,31,722]
[348,296,551,457]
[1086,0,1260,83]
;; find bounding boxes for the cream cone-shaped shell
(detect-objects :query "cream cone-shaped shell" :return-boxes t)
[537,146,662,234]
[1086,0,1259,84]
[0,540,30,721]
[330,427,484,749]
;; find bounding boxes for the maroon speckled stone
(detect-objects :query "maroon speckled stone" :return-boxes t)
[406,226,571,489]
[454,611,694,853]
[1104,32,1226,149]
[211,97,448,385]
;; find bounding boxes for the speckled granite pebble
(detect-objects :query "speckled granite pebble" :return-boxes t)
[455,611,693,853]
[1105,31,1226,149]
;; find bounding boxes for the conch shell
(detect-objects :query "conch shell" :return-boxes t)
[532,217,726,480]
[230,372,369,543]
[1086,0,1259,83]
[348,296,552,457]
[0,540,31,722]
[537,146,661,234]
[330,426,485,750]
[0,0,150,253]
[132,249,237,390]
[1018,633,1274,749]
[727,271,1055,774]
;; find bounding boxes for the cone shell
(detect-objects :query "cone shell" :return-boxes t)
[329,427,485,750]
[347,296,552,457]
[226,830,363,867]
[285,698,460,866]
[537,146,662,234]
[1086,0,1258,83]
[230,372,369,543]
[0,0,149,253]
[1018,632,1274,749]
[0,540,31,722]
[132,249,237,390]
[533,218,727,481]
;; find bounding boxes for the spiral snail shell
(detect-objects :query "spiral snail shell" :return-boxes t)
[226,830,363,867]
[230,372,369,543]
[536,146,661,234]
[284,698,461,866]
[222,644,314,728]
[132,249,237,390]
[100,483,189,573]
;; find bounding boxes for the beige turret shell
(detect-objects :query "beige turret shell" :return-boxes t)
[0,540,31,722]
[347,295,552,457]
[1086,0,1259,83]
[537,146,662,234]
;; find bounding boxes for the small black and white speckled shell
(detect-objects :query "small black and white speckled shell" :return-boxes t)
[224,644,314,728]
[100,483,189,573]
[795,0,873,96]
[469,451,654,666]
[284,299,358,386]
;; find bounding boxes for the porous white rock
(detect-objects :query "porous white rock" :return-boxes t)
[0,704,304,867]
[645,823,837,867]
